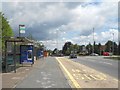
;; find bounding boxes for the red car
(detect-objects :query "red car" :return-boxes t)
[103,52,109,56]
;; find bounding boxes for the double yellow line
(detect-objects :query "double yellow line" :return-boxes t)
[56,57,81,88]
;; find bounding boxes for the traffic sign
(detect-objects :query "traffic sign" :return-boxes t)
[19,25,25,34]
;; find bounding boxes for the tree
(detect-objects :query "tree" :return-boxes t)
[98,43,101,55]
[52,48,58,55]
[62,42,72,55]
[105,40,118,55]
[105,40,113,52]
[1,13,14,50]
[86,43,92,54]
[113,42,118,55]
[118,41,120,55]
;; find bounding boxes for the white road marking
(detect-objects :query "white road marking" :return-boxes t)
[103,62,112,65]
[99,61,112,65]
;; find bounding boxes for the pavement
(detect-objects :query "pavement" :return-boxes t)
[13,57,70,88]
[2,61,34,88]
[56,57,118,88]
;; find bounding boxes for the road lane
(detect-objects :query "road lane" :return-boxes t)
[67,56,118,79]
[56,57,118,88]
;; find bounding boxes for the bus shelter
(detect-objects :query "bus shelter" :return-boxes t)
[3,37,34,73]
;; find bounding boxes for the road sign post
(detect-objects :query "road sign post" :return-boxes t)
[19,25,25,37]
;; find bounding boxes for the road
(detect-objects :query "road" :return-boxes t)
[56,57,118,88]
[15,57,70,88]
[14,56,118,88]
[66,56,118,79]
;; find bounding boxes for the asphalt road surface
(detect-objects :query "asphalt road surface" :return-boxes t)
[67,56,118,79]
[56,57,118,88]
[15,57,70,88]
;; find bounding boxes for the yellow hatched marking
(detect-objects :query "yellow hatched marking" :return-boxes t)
[90,75,98,80]
[76,69,80,73]
[94,75,106,80]
[113,79,118,82]
[72,69,76,72]
[73,74,76,77]
[81,77,84,80]
[100,73,107,77]
[83,74,92,80]
[56,58,81,88]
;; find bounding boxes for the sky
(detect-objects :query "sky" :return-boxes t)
[1,0,119,50]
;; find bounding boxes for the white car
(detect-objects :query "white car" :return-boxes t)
[90,53,98,56]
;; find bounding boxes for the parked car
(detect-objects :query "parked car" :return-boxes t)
[69,54,77,58]
[103,52,111,56]
[90,53,98,56]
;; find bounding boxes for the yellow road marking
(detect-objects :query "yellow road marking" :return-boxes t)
[56,57,81,88]
[76,69,80,73]
[83,74,92,80]
[90,75,98,80]
[81,77,84,80]
[72,69,76,72]
[100,73,107,77]
[113,79,118,82]
[63,57,114,81]
[73,74,76,76]
[94,75,106,80]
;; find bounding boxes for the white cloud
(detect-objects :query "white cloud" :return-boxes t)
[70,29,118,46]
[2,2,118,50]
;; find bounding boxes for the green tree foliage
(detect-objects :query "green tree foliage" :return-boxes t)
[118,41,120,55]
[62,42,80,55]
[62,42,72,55]
[98,43,101,55]
[105,40,113,52]
[94,41,100,54]
[86,43,92,54]
[0,13,14,50]
[105,40,118,55]
[52,48,58,55]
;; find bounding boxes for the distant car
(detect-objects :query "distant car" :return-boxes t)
[58,54,64,57]
[69,54,77,58]
[90,53,98,56]
[103,52,109,56]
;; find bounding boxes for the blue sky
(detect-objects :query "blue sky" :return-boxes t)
[2,0,118,50]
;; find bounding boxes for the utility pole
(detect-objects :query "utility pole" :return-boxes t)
[93,28,94,54]
[112,33,114,55]
[56,29,59,55]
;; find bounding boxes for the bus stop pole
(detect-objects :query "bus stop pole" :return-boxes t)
[5,40,7,73]
[13,42,16,73]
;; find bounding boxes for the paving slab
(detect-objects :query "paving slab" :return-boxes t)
[15,57,70,88]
